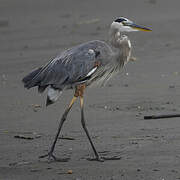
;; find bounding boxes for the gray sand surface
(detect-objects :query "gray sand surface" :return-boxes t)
[0,0,180,179]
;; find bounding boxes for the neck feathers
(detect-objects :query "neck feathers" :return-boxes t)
[109,28,132,66]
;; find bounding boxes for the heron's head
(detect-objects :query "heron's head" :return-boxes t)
[111,17,152,32]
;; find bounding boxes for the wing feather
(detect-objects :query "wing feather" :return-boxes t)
[22,40,111,90]
[28,43,100,89]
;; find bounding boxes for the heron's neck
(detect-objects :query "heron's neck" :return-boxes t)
[109,28,122,48]
[109,28,131,67]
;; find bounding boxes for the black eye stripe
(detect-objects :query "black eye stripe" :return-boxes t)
[114,18,126,23]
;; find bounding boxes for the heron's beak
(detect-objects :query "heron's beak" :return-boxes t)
[129,23,152,32]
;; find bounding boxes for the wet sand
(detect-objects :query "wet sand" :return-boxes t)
[1,0,180,179]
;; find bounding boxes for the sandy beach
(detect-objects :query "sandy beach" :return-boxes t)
[0,0,180,179]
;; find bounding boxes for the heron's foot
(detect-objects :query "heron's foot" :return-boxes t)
[87,155,121,162]
[39,152,70,162]
[86,156,104,162]
[101,155,121,161]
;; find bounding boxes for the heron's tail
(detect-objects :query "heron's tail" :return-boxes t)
[22,68,62,106]
[22,67,42,88]
[22,67,49,93]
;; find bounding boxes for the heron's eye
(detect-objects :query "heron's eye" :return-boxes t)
[114,18,127,23]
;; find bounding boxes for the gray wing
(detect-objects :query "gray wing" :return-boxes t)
[41,48,100,89]
[22,41,107,90]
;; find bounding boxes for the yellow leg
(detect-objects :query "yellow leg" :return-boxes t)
[80,96,84,108]
[80,96,102,161]
[68,96,77,109]
[39,96,77,161]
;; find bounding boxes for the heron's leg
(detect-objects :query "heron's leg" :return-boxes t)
[80,97,122,162]
[39,96,77,161]
[80,96,103,162]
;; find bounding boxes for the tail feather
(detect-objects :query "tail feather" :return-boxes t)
[38,85,48,93]
[22,67,43,89]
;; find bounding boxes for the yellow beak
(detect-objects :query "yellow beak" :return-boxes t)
[129,23,152,32]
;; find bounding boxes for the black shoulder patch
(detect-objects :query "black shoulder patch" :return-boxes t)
[94,50,100,58]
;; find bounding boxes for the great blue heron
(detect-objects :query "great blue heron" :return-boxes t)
[22,17,151,162]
